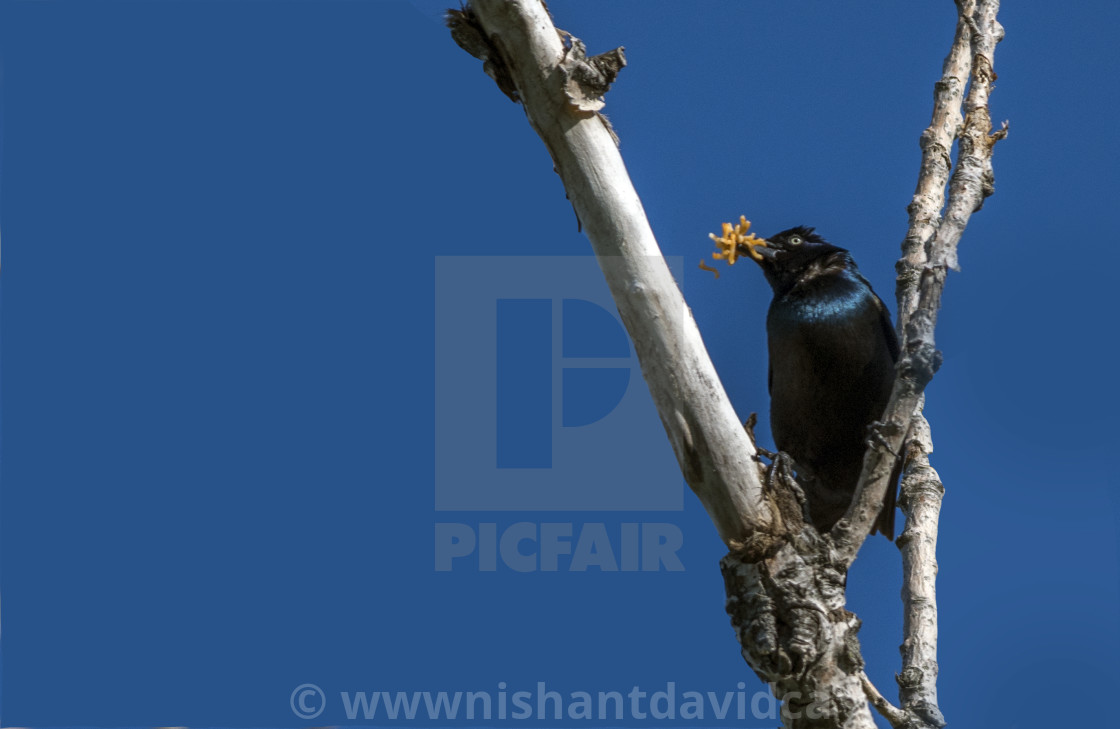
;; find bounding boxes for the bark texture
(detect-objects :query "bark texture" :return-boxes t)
[896,412,945,728]
[723,537,874,728]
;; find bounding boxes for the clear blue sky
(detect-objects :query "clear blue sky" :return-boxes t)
[2,1,1117,727]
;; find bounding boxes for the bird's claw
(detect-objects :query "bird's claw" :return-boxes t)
[866,420,901,456]
[754,445,779,462]
[761,451,814,532]
[766,451,808,507]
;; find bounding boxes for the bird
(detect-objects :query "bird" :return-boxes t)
[747,226,900,538]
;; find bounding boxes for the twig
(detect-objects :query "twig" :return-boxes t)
[860,672,908,729]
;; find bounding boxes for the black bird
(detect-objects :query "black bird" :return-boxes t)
[749,227,899,538]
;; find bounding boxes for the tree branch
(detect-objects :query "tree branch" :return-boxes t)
[832,0,1005,565]
[837,1,1004,725]
[896,1,974,321]
[449,0,774,548]
[896,411,946,727]
[860,672,908,729]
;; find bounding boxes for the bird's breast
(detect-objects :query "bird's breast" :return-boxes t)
[767,285,886,385]
[766,279,895,459]
[770,279,869,327]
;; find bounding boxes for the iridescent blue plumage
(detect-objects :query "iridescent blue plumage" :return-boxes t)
[751,227,899,538]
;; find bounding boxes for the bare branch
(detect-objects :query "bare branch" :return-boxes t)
[896,2,973,320]
[833,0,1005,565]
[896,412,946,728]
[860,672,908,729]
[837,1,1005,724]
[452,0,774,547]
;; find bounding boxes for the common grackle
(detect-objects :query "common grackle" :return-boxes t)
[749,227,900,538]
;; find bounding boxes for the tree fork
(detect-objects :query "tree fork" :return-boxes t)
[445,2,1003,727]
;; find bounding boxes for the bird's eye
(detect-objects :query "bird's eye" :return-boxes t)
[788,235,803,246]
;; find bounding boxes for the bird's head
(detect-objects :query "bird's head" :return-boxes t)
[748,226,846,293]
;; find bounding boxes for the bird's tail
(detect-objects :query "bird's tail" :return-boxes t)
[871,451,903,540]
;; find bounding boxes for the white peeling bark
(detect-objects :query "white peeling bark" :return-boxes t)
[457,0,772,546]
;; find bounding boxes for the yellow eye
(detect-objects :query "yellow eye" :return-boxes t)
[788,235,803,246]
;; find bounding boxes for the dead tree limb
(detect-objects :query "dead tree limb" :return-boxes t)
[849,1,1005,726]
[833,0,1005,564]
[895,410,946,728]
[449,0,776,548]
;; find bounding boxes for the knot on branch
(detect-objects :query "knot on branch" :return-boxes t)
[895,669,948,729]
[899,346,940,391]
[894,259,923,293]
[722,536,868,728]
[901,310,942,389]
[558,34,626,112]
[930,76,960,97]
[917,136,954,171]
[912,701,948,728]
[898,463,945,515]
[972,52,997,84]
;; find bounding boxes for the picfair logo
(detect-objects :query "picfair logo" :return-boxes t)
[434,256,683,511]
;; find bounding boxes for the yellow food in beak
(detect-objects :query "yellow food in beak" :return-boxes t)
[700,216,768,278]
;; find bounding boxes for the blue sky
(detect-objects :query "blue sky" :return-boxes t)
[2,1,1118,727]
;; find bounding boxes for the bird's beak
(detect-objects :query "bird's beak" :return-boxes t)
[741,239,776,263]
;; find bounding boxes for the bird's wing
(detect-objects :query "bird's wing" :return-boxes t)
[872,292,900,362]
[872,455,900,540]
[869,286,901,540]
